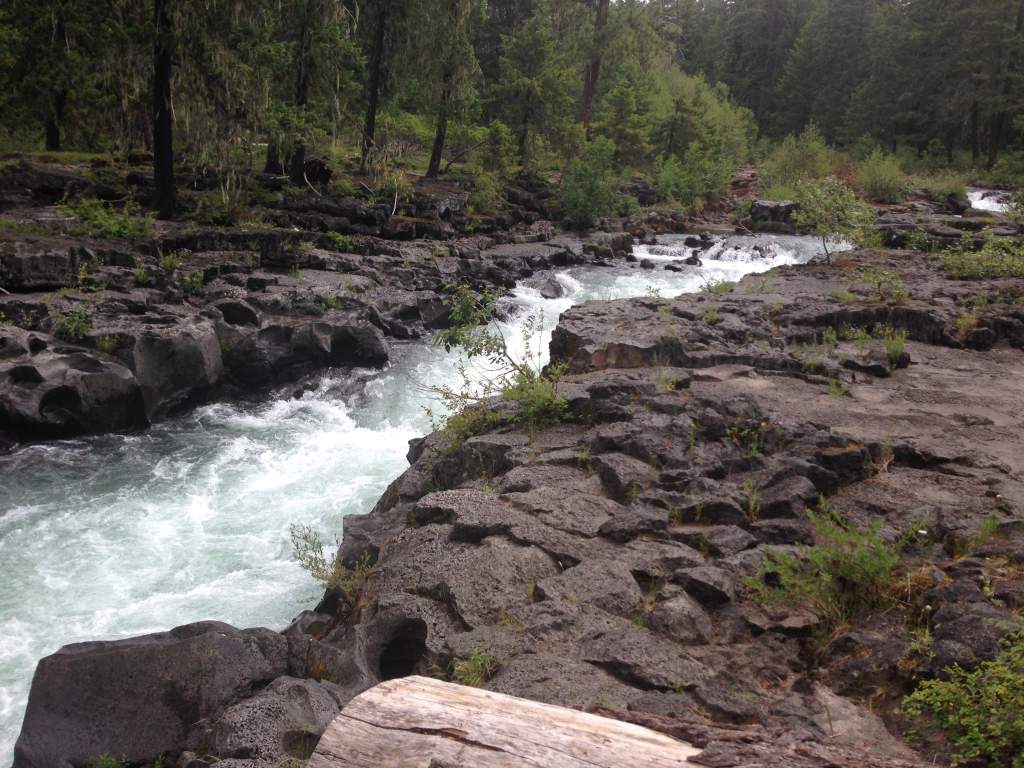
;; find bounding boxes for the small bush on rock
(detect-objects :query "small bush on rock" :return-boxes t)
[90,754,128,768]
[452,648,498,687]
[431,285,570,438]
[903,632,1024,768]
[748,497,903,635]
[289,523,372,601]
[62,197,154,240]
[325,231,355,252]
[942,231,1024,279]
[56,303,93,341]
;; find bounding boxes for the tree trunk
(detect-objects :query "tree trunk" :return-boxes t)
[44,116,60,152]
[289,0,316,186]
[517,96,532,165]
[361,6,388,171]
[426,82,451,178]
[578,0,610,135]
[153,0,175,219]
[664,102,681,159]
[970,100,979,162]
[264,143,284,174]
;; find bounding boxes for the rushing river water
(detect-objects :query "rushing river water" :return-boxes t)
[0,233,834,762]
[967,187,1012,213]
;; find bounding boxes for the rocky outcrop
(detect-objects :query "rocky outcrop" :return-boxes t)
[746,199,798,234]
[0,207,607,441]
[17,247,1024,767]
[0,327,146,435]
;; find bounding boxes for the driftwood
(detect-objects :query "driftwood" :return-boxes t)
[309,676,701,767]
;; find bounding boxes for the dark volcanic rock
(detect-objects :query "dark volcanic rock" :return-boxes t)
[14,622,288,768]
[0,330,147,437]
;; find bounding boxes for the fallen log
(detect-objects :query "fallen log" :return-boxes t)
[309,675,700,767]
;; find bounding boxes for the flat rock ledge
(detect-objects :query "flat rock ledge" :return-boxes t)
[14,247,1024,768]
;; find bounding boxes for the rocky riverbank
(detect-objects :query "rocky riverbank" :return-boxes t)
[0,160,636,449]
[13,235,1024,766]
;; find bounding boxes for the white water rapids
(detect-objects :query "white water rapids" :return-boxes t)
[0,233,836,762]
[967,187,1012,213]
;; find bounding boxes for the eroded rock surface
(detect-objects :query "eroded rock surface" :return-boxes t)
[17,245,1024,766]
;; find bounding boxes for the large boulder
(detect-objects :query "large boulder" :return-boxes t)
[14,622,289,768]
[0,330,146,437]
[748,200,798,234]
[220,319,388,388]
[0,237,82,291]
[130,320,224,418]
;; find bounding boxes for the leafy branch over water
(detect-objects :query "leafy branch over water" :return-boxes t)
[426,285,569,441]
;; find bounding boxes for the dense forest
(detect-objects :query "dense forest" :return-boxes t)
[2,0,1023,220]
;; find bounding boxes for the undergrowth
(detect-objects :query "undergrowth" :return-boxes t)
[289,523,372,602]
[61,197,154,240]
[747,496,904,636]
[903,632,1024,768]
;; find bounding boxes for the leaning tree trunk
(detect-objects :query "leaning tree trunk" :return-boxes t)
[361,6,388,172]
[578,0,610,136]
[426,81,451,179]
[153,0,175,219]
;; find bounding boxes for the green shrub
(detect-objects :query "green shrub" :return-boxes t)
[794,176,877,260]
[859,149,905,203]
[288,523,372,600]
[701,279,735,295]
[62,197,154,240]
[875,325,908,365]
[90,754,128,768]
[475,120,517,179]
[762,124,831,189]
[747,496,902,634]
[324,231,356,252]
[502,369,569,433]
[431,285,570,438]
[985,152,1024,188]
[915,173,968,207]
[96,335,117,354]
[182,270,206,296]
[560,138,619,228]
[133,267,150,286]
[443,405,504,448]
[657,143,735,207]
[194,190,247,226]
[469,171,501,215]
[860,267,909,303]
[617,194,641,220]
[159,249,189,271]
[56,303,93,341]
[903,632,1024,767]
[942,232,1024,279]
[760,183,800,202]
[830,288,858,304]
[452,648,498,687]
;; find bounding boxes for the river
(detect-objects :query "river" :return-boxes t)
[0,233,836,762]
